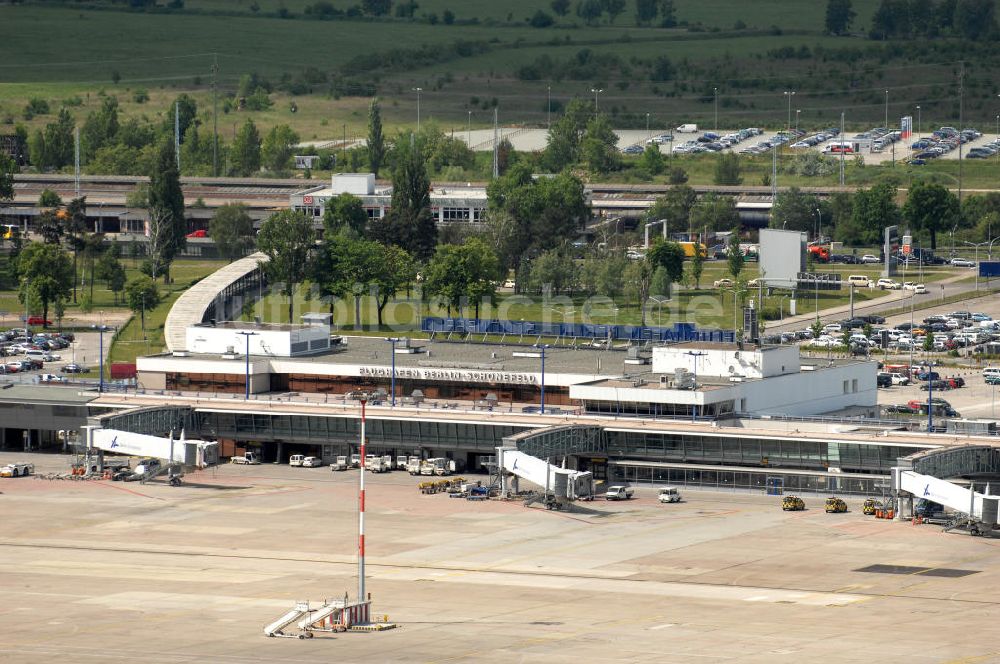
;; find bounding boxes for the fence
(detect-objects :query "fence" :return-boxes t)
[421,317,735,343]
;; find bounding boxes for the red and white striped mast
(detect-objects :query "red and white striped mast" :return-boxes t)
[357,396,367,604]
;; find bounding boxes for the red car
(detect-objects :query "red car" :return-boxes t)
[26,316,52,326]
[185,229,208,238]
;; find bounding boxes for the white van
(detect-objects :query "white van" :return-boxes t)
[24,349,47,359]
[289,454,305,467]
[983,367,1000,378]
[675,123,698,133]
[847,275,870,287]
[658,487,682,503]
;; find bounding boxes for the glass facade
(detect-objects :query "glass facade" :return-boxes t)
[612,464,889,496]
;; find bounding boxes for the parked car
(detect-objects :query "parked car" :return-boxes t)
[951,258,975,267]
[605,485,635,501]
[60,363,87,373]
[824,497,848,513]
[860,254,881,264]
[185,229,208,238]
[877,373,892,388]
[713,278,734,288]
[781,495,805,511]
[25,316,52,326]
[913,284,928,294]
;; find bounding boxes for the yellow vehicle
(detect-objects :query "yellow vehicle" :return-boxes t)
[862,498,879,515]
[678,241,708,260]
[825,497,848,513]
[781,495,805,511]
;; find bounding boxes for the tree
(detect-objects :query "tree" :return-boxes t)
[526,248,578,294]
[38,189,62,208]
[371,138,436,261]
[542,98,592,171]
[771,187,823,233]
[209,203,255,261]
[17,242,73,328]
[690,194,739,232]
[551,0,571,15]
[658,0,676,26]
[585,253,627,298]
[530,9,555,27]
[125,276,160,336]
[825,0,855,34]
[638,144,665,175]
[577,0,603,23]
[0,152,16,203]
[257,210,315,323]
[645,185,697,235]
[650,265,671,299]
[371,243,416,326]
[647,238,684,282]
[903,182,959,251]
[581,113,621,173]
[80,96,120,162]
[169,94,198,142]
[954,0,996,40]
[726,229,744,280]
[424,239,500,317]
[96,248,127,304]
[689,246,704,289]
[849,182,900,247]
[41,109,75,170]
[635,0,658,25]
[713,153,743,185]
[367,98,385,176]
[147,139,186,282]
[603,0,626,23]
[323,193,368,237]
[624,259,653,324]
[230,118,262,176]
[261,124,300,173]
[362,0,392,15]
[65,196,89,303]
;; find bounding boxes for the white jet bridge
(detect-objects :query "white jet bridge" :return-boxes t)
[892,467,999,532]
[496,447,594,501]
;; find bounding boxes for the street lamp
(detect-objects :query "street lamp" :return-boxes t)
[533,343,549,414]
[590,88,603,114]
[684,350,707,421]
[814,207,822,243]
[916,105,921,139]
[385,337,400,406]
[646,112,650,140]
[236,330,258,400]
[467,110,471,146]
[412,87,422,131]
[795,109,801,133]
[884,89,889,129]
[783,91,795,131]
[547,85,552,129]
[92,316,112,394]
[713,87,718,132]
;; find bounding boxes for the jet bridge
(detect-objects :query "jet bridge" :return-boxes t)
[892,467,999,528]
[496,447,593,500]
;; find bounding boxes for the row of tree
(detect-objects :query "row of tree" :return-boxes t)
[826,0,997,40]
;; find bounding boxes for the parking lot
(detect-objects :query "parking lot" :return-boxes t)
[2,454,1000,662]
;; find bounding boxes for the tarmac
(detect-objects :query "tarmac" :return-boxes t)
[2,453,1000,663]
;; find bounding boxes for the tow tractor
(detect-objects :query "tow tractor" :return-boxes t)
[0,462,34,478]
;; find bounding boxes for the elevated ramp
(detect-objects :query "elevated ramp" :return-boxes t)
[497,447,593,500]
[893,468,999,525]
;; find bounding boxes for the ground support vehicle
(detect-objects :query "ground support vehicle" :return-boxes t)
[825,497,848,513]
[302,457,324,467]
[862,498,880,515]
[0,462,34,477]
[782,495,805,511]
[330,456,349,471]
[605,486,634,500]
[231,452,261,465]
[658,487,682,503]
[289,455,305,467]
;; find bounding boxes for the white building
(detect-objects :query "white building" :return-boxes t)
[291,173,488,226]
[570,342,877,418]
[184,315,333,358]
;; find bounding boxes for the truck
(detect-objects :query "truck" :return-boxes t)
[407,458,423,475]
[419,459,438,476]
[807,244,830,262]
[395,455,409,471]
[678,241,707,259]
[675,123,698,133]
[605,485,634,501]
[349,454,361,468]
[330,456,349,471]
[231,451,261,465]
[368,456,392,473]
[0,462,34,478]
[658,487,682,503]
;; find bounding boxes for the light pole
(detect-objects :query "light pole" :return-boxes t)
[347,392,372,605]
[93,316,111,394]
[684,350,708,421]
[713,87,718,131]
[963,241,987,291]
[412,87,422,131]
[814,207,822,242]
[795,109,800,133]
[533,343,549,414]
[236,330,258,400]
[590,88,603,114]
[884,89,889,129]
[547,85,551,129]
[646,112,650,141]
[385,337,400,406]
[783,91,795,131]
[916,105,921,140]
[926,360,936,433]
[467,110,471,146]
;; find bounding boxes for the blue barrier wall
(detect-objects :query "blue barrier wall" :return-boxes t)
[420,317,735,343]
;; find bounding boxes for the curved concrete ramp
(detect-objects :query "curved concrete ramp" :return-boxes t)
[164,252,268,352]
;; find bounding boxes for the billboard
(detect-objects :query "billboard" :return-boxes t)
[882,225,899,277]
[901,116,913,140]
[979,261,1000,278]
[759,228,806,289]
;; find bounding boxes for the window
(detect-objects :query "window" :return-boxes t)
[843,380,849,394]
[471,207,485,222]
[852,379,858,393]
[441,207,469,222]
